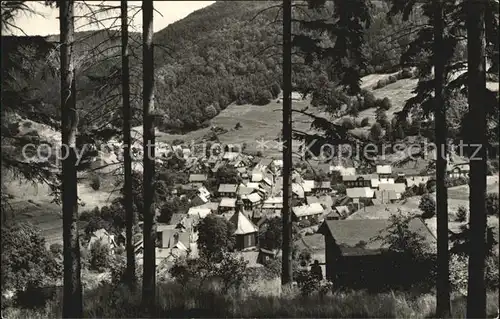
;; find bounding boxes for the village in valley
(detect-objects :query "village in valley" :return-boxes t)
[2,0,499,317]
[88,139,481,282]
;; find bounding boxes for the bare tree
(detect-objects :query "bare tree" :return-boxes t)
[141,0,156,312]
[281,0,293,286]
[59,0,83,317]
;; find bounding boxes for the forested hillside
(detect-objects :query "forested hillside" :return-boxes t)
[2,1,425,133]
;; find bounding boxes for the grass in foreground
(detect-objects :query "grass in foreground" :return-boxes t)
[3,279,499,318]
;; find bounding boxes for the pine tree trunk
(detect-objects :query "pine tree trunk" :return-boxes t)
[141,0,156,312]
[433,1,451,317]
[60,0,82,317]
[121,0,136,288]
[281,0,293,286]
[466,0,488,317]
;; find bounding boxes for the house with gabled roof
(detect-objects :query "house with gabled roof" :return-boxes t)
[346,187,375,199]
[302,180,315,195]
[317,218,436,289]
[312,181,331,194]
[378,183,406,199]
[156,224,191,250]
[196,201,219,212]
[370,178,395,189]
[256,158,273,170]
[230,158,247,169]
[251,170,264,182]
[223,151,240,161]
[257,248,280,266]
[306,196,321,204]
[292,182,305,199]
[405,176,431,188]
[334,195,352,207]
[87,229,118,253]
[238,185,255,196]
[187,207,212,219]
[169,213,186,227]
[218,184,238,197]
[376,165,392,177]
[292,203,325,222]
[330,165,356,176]
[190,193,209,207]
[334,205,350,219]
[198,186,211,200]
[374,189,398,203]
[447,162,470,178]
[272,159,283,173]
[242,192,262,210]
[218,197,237,213]
[343,174,377,188]
[262,197,283,213]
[236,167,249,179]
[189,173,208,184]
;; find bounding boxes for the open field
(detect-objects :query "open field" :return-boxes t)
[4,172,119,247]
[154,98,314,159]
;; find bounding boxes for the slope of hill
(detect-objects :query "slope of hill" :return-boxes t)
[2,1,425,133]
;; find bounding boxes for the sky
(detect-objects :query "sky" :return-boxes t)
[8,1,215,36]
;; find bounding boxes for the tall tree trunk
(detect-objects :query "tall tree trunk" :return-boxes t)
[433,1,451,317]
[281,0,293,286]
[60,0,82,317]
[141,0,156,312]
[466,0,488,317]
[121,0,136,288]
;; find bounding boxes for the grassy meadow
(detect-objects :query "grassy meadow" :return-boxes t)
[3,279,499,318]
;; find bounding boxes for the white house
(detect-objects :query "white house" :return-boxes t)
[330,165,356,176]
[292,203,325,221]
[187,207,212,219]
[376,165,392,176]
[370,178,395,189]
[406,176,430,188]
[346,187,375,199]
[378,183,407,199]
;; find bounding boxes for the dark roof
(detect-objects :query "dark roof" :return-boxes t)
[318,218,436,255]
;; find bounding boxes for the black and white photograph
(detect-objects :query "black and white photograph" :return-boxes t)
[1,0,499,318]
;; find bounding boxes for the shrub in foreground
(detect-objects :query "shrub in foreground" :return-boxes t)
[89,241,110,272]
